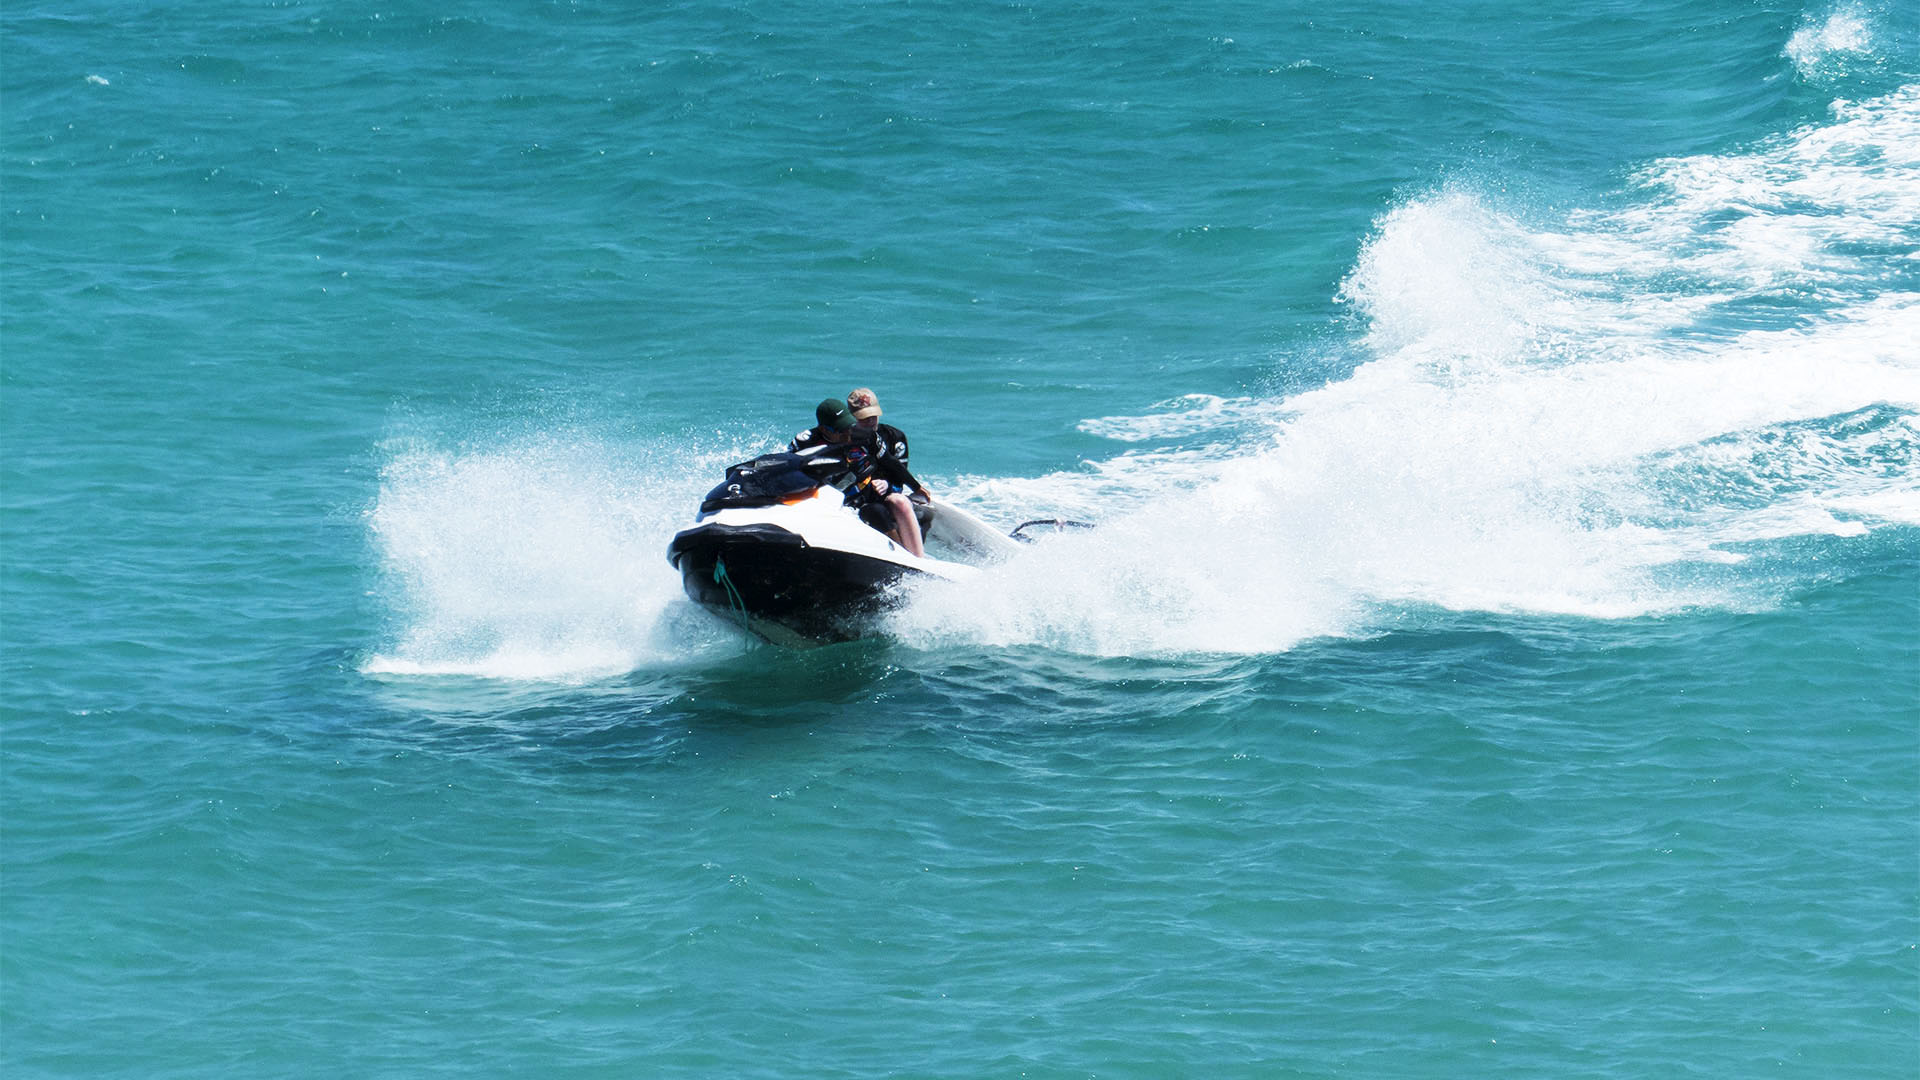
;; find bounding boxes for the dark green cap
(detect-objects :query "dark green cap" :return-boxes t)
[815,398,855,432]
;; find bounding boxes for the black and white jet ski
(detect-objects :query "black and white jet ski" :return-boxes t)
[666,448,1023,645]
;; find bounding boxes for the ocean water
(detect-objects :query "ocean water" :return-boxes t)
[3,0,1917,1075]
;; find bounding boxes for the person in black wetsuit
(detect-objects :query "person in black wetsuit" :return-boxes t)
[788,398,855,455]
[790,398,926,557]
[845,386,928,501]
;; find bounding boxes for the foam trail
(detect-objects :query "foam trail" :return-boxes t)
[891,89,1920,656]
[1078,394,1267,443]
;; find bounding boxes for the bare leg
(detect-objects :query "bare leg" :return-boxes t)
[886,493,924,557]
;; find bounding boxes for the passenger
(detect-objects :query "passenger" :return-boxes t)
[791,397,925,558]
[845,387,929,501]
[845,388,907,466]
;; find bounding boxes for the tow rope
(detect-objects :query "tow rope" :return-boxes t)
[1009,518,1096,542]
[712,556,753,640]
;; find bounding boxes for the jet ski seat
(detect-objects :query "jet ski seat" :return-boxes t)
[855,492,936,543]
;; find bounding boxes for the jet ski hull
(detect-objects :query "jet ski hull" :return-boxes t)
[666,451,1015,645]
[667,521,923,644]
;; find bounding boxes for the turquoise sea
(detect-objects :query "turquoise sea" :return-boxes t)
[4,0,1917,1075]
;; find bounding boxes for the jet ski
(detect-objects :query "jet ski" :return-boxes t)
[666,449,1022,645]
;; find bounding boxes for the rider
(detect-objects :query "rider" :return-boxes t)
[790,398,926,557]
[789,398,857,455]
